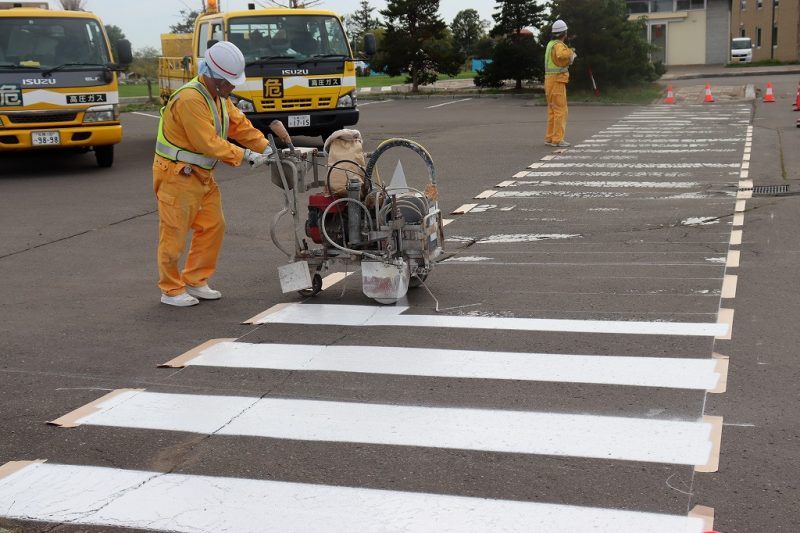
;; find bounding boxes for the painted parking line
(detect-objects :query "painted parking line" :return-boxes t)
[161,340,727,391]
[0,461,712,533]
[50,390,720,466]
[426,98,473,109]
[246,303,730,337]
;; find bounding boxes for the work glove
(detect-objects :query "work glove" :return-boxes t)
[262,145,274,157]
[243,148,269,168]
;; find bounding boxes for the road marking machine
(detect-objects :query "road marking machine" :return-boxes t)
[264,121,445,304]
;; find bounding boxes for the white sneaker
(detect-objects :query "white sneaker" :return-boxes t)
[185,284,222,300]
[161,292,199,307]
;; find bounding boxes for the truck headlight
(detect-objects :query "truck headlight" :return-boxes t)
[230,94,255,113]
[336,91,357,108]
[83,104,119,123]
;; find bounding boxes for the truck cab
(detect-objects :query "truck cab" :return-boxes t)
[159,6,370,141]
[731,37,753,64]
[0,4,132,167]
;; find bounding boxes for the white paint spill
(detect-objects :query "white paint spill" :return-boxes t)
[0,462,708,533]
[681,217,720,226]
[253,303,730,337]
[170,341,724,391]
[478,233,581,243]
[57,390,716,465]
[442,256,492,262]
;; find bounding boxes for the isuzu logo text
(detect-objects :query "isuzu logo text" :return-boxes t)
[282,69,308,75]
[22,78,57,86]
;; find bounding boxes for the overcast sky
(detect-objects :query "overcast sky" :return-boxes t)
[75,0,497,51]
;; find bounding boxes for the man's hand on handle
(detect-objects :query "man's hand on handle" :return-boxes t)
[243,148,270,168]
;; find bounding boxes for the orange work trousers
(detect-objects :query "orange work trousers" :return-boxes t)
[153,156,225,296]
[544,76,569,144]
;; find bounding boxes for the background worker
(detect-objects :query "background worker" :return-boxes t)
[544,19,577,148]
[153,41,272,307]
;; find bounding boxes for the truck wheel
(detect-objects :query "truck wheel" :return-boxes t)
[95,145,114,168]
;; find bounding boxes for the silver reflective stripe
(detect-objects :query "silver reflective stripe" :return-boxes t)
[546,66,569,73]
[155,140,217,168]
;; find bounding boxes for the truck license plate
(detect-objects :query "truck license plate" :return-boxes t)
[287,115,310,128]
[31,131,61,146]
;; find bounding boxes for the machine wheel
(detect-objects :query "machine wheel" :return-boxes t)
[95,145,114,168]
[409,272,428,288]
[298,273,323,297]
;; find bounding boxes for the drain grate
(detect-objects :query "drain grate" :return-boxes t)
[752,184,790,196]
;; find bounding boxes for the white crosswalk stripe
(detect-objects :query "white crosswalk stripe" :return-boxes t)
[1,103,749,532]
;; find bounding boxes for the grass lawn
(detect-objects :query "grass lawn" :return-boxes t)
[119,83,156,97]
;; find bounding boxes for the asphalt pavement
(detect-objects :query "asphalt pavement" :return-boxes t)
[1,70,799,532]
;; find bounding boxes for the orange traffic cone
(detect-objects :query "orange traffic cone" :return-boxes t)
[703,84,714,103]
[763,82,776,103]
[793,81,800,111]
[665,85,675,104]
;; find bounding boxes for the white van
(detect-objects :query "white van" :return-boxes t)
[731,37,753,63]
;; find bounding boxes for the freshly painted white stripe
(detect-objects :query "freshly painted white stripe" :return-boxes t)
[426,98,472,109]
[682,217,719,226]
[443,255,492,262]
[539,163,739,169]
[474,190,497,199]
[131,111,160,118]
[253,303,730,337]
[721,275,738,299]
[513,180,698,189]
[55,390,717,465]
[727,250,741,268]
[166,340,725,391]
[496,180,517,187]
[0,462,708,533]
[479,233,581,243]
[451,203,478,214]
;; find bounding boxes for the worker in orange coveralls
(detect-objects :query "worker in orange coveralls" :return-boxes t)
[544,19,577,148]
[153,41,272,307]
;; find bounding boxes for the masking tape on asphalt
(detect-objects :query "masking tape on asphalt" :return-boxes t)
[733,212,744,226]
[710,353,729,394]
[742,153,750,162]
[321,271,355,290]
[695,415,723,473]
[48,389,145,428]
[741,161,750,170]
[442,218,455,226]
[735,200,746,212]
[159,338,237,368]
[736,189,752,199]
[721,275,738,299]
[739,179,753,189]
[243,302,293,324]
[451,203,478,215]
[0,459,46,481]
[716,308,734,340]
[729,230,742,245]
[495,181,516,188]
[688,505,715,531]
[474,190,497,199]
[727,250,740,268]
[743,145,751,154]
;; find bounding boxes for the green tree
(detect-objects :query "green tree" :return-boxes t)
[347,0,380,54]
[374,0,450,92]
[104,25,127,59]
[546,0,657,90]
[129,46,160,81]
[475,0,546,90]
[170,8,202,34]
[450,9,487,56]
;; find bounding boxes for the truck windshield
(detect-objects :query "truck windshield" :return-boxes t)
[732,39,752,50]
[0,16,110,70]
[228,15,351,62]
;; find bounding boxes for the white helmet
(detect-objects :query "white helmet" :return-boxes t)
[205,41,246,86]
[552,20,568,34]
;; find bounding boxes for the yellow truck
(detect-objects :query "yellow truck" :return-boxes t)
[0,2,132,167]
[158,2,374,141]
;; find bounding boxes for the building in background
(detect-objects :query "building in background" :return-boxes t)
[626,0,730,65]
[731,0,799,62]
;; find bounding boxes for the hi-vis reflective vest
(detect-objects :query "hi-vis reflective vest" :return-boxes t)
[155,77,229,170]
[545,39,570,75]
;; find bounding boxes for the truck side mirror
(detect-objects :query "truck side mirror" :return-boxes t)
[116,39,133,67]
[363,33,376,56]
